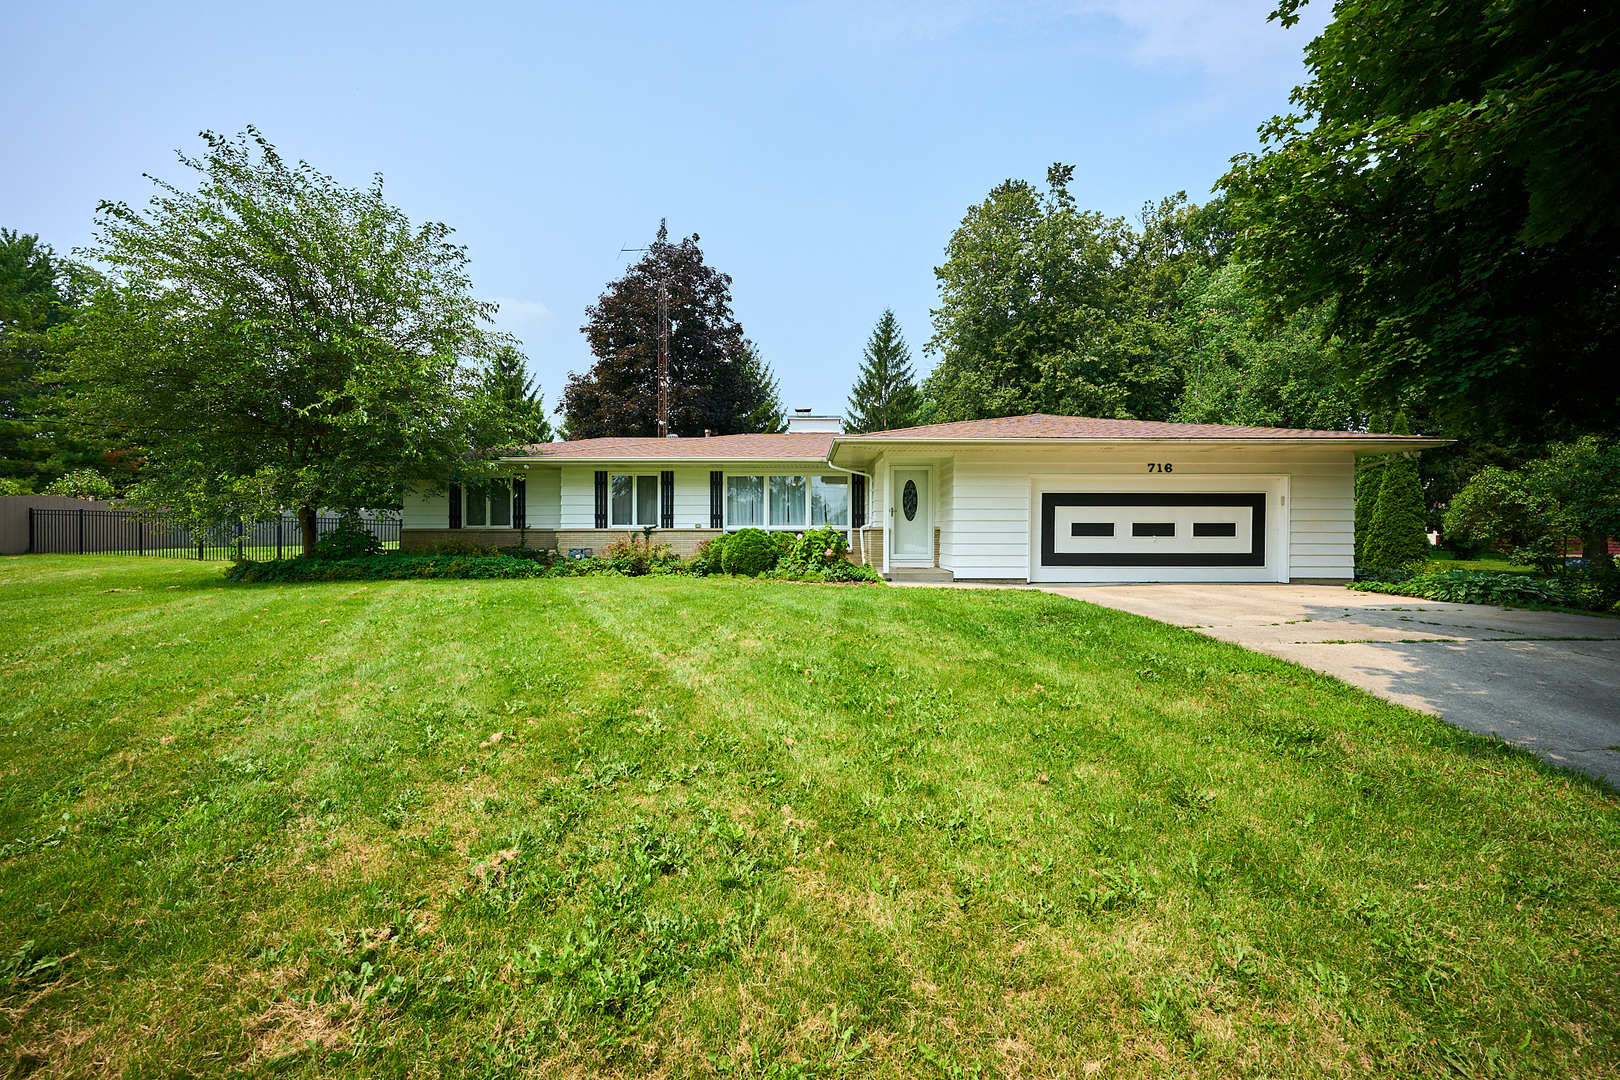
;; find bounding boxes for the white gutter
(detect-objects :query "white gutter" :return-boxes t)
[825,435,1451,466]
[820,457,876,569]
[492,455,833,465]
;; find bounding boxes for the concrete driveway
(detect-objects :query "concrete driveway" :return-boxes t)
[1039,583,1620,786]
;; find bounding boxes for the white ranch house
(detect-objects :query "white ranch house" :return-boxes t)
[402,411,1442,583]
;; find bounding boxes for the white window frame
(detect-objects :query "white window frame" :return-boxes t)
[810,474,850,527]
[464,479,513,529]
[722,472,852,532]
[768,473,807,529]
[609,473,661,528]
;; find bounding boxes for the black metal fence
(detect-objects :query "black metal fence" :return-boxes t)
[27,508,400,560]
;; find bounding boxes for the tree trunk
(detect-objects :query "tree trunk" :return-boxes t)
[299,504,319,558]
[1582,532,1614,571]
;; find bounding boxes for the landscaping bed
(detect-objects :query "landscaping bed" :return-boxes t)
[1349,564,1620,614]
[226,525,884,585]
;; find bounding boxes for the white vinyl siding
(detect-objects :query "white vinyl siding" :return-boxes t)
[404,467,562,530]
[927,446,1357,582]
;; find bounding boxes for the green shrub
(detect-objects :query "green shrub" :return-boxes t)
[772,531,798,561]
[227,554,555,583]
[416,538,500,556]
[1353,411,1387,566]
[1346,568,1614,611]
[797,526,850,569]
[496,545,564,565]
[41,468,116,500]
[0,478,31,496]
[1554,567,1620,612]
[721,529,777,577]
[601,535,681,576]
[692,536,726,576]
[313,514,383,559]
[1361,415,1430,575]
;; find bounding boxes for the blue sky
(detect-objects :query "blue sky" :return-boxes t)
[5,0,1328,423]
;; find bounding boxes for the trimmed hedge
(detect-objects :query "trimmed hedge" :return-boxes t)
[721,529,777,576]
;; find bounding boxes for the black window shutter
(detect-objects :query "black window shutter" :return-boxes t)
[709,471,723,529]
[594,471,609,529]
[851,475,867,528]
[660,471,674,529]
[512,478,526,529]
[448,483,462,529]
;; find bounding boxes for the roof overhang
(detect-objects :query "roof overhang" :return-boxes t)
[491,455,833,466]
[826,435,1451,468]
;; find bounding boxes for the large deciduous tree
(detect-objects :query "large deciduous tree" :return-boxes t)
[845,310,922,433]
[562,222,778,438]
[1221,0,1620,445]
[924,171,1229,424]
[1171,262,1359,432]
[925,166,1136,422]
[61,129,513,555]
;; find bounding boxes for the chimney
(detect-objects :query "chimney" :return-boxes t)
[703,428,713,438]
[785,408,843,434]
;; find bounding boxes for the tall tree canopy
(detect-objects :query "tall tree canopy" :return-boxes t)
[735,341,787,434]
[1172,262,1359,432]
[483,343,554,445]
[61,129,515,554]
[1221,0,1620,445]
[0,230,105,490]
[563,222,778,438]
[924,170,1231,424]
[845,310,922,433]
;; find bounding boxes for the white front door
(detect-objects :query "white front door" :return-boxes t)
[892,468,931,563]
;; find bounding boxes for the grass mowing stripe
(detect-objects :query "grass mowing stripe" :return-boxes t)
[0,557,1615,1078]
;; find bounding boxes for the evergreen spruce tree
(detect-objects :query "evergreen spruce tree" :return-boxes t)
[736,341,786,433]
[1362,412,1431,572]
[845,310,922,433]
[1353,412,1386,568]
[483,344,553,444]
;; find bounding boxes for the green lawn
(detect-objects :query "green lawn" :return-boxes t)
[1423,551,1534,573]
[2,557,1616,1078]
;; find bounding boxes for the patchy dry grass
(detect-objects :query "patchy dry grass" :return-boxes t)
[0,555,1616,1078]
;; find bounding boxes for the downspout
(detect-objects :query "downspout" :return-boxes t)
[822,457,875,568]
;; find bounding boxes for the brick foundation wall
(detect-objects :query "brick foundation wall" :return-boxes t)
[849,528,882,567]
[400,528,728,557]
[402,527,888,564]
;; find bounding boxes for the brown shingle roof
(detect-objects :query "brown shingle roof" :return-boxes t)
[501,432,835,461]
[843,413,1432,441]
[497,414,1444,464]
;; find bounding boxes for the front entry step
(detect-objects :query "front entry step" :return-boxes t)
[888,567,955,585]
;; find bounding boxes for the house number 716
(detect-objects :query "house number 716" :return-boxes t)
[1146,462,1174,473]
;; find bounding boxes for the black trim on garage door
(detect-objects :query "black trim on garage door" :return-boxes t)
[1040,492,1266,567]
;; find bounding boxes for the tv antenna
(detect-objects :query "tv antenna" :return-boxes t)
[619,242,671,437]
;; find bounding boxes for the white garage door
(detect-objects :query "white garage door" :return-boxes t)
[1029,476,1288,583]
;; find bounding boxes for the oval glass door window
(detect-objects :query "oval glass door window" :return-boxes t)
[902,480,918,521]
